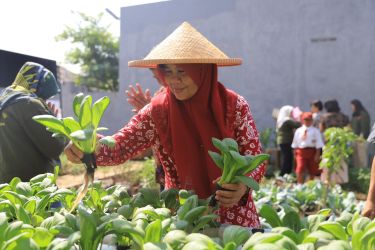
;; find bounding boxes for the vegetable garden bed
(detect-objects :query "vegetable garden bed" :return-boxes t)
[0,167,373,250]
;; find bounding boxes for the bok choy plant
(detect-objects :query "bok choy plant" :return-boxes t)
[208,137,269,206]
[33,93,115,211]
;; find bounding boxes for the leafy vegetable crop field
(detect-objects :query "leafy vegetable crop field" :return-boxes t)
[0,165,374,250]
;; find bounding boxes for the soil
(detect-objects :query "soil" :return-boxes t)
[56,161,145,190]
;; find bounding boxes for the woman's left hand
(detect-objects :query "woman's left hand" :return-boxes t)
[215,182,247,208]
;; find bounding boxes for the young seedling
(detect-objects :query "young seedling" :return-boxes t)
[33,93,115,212]
[208,137,269,206]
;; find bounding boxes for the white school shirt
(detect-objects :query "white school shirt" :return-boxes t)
[291,125,324,149]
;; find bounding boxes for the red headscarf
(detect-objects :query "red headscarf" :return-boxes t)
[151,64,237,198]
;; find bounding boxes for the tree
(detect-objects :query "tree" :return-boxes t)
[56,12,119,91]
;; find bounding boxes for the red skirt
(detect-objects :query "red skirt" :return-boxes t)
[294,148,321,175]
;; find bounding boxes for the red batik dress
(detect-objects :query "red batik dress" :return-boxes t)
[96,95,265,227]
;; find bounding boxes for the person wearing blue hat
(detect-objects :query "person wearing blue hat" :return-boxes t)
[0,62,65,183]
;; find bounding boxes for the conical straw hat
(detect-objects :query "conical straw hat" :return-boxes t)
[128,22,242,67]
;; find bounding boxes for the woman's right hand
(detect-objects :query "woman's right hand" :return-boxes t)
[125,83,151,113]
[64,141,84,164]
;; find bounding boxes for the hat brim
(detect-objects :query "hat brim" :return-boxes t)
[128,58,242,68]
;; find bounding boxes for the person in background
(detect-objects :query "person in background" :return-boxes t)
[319,99,349,132]
[310,100,323,128]
[362,128,375,219]
[368,123,375,168]
[350,99,371,138]
[0,62,65,183]
[292,112,324,183]
[276,105,301,176]
[65,22,265,227]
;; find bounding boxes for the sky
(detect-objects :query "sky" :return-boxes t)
[0,0,166,72]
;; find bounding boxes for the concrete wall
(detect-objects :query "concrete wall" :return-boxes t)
[115,0,374,134]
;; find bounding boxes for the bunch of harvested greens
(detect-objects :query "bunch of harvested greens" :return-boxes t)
[33,93,115,211]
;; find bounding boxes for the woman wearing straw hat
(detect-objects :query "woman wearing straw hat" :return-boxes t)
[65,22,264,227]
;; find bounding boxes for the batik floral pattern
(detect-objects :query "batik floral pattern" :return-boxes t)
[96,95,265,228]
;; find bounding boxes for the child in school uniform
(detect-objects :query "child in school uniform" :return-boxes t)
[292,112,324,183]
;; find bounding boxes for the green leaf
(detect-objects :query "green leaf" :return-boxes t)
[274,236,298,250]
[9,177,21,190]
[303,230,334,245]
[32,115,68,136]
[117,205,134,220]
[0,212,9,243]
[70,128,93,141]
[15,182,33,197]
[78,207,98,250]
[306,214,326,232]
[144,242,173,250]
[73,93,85,117]
[98,136,116,147]
[79,95,92,128]
[29,174,48,184]
[62,117,81,134]
[241,154,270,175]
[315,240,351,250]
[250,243,280,250]
[242,233,283,249]
[40,213,65,230]
[92,96,110,129]
[296,243,314,250]
[229,150,248,167]
[160,188,179,210]
[282,211,301,233]
[361,227,375,250]
[318,222,348,241]
[32,227,54,248]
[208,151,224,169]
[183,206,207,224]
[4,221,23,241]
[111,218,145,237]
[335,211,352,227]
[234,175,259,191]
[3,236,39,250]
[193,214,219,233]
[223,138,239,151]
[223,225,251,246]
[0,200,16,218]
[223,242,237,250]
[3,191,27,205]
[15,204,31,224]
[259,204,282,227]
[212,137,228,153]
[36,195,51,213]
[163,230,187,249]
[145,219,162,243]
[317,209,331,217]
[272,227,299,244]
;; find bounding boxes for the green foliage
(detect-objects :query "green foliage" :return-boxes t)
[0,171,374,249]
[209,137,270,189]
[56,12,119,91]
[33,93,114,154]
[320,127,358,175]
[259,128,276,149]
[342,167,371,194]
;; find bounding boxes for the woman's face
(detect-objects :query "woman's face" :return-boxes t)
[159,64,198,100]
[310,105,318,113]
